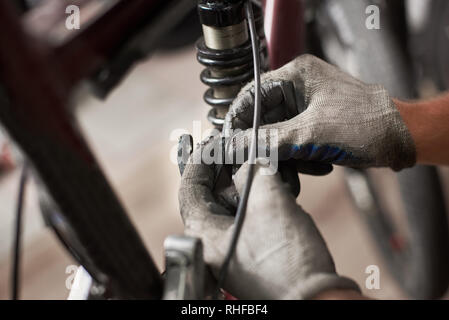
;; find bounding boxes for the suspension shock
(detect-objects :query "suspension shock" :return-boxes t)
[196,0,267,128]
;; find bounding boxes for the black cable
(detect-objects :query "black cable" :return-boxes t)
[11,162,29,300]
[216,1,262,296]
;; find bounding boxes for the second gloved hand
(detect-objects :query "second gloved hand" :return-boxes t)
[223,54,416,171]
[179,142,360,299]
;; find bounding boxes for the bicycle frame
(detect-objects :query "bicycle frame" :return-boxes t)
[263,0,305,69]
[0,0,180,299]
[0,0,306,299]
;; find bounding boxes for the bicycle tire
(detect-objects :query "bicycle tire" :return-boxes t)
[316,0,449,299]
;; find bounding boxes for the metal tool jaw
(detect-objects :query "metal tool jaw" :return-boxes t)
[162,235,206,300]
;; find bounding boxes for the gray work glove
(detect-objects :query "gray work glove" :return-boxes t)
[179,144,361,299]
[223,54,416,171]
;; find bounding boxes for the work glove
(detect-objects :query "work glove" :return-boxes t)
[223,54,416,171]
[178,142,361,299]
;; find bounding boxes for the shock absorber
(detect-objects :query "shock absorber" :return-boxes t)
[196,0,266,128]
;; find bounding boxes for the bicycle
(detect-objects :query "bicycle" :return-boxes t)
[1,0,448,300]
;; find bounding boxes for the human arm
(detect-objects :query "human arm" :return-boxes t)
[223,54,417,171]
[395,92,449,166]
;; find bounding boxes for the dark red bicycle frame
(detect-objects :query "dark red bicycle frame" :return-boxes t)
[0,0,170,299]
[263,0,305,69]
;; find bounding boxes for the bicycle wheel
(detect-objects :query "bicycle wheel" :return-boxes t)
[316,0,449,299]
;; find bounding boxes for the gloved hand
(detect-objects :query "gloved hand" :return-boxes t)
[179,143,360,299]
[223,54,416,171]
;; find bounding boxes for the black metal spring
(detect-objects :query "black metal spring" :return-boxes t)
[196,8,267,128]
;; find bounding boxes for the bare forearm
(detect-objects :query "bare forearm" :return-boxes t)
[394,92,449,166]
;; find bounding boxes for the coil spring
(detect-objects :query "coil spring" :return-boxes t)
[196,10,267,128]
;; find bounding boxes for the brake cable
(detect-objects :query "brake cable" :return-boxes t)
[11,162,28,300]
[216,1,262,296]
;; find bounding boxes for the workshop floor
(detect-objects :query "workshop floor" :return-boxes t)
[0,46,448,300]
